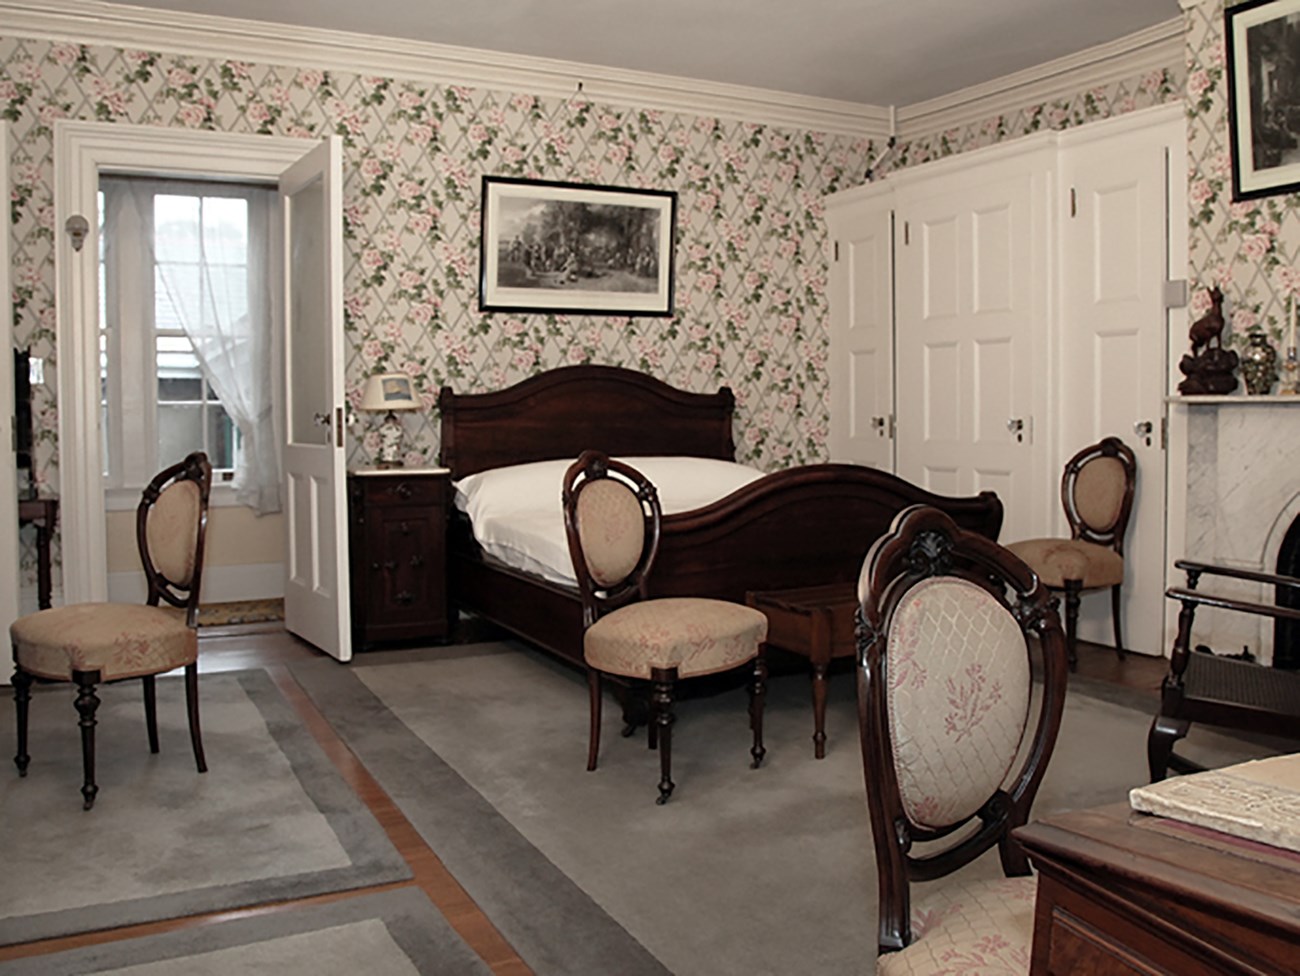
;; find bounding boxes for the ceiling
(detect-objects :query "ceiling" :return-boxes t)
[100,0,1182,106]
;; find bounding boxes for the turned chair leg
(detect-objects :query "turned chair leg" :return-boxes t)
[73,669,101,810]
[13,666,32,776]
[185,663,207,774]
[1062,580,1082,672]
[651,667,676,804]
[586,667,602,771]
[749,648,767,769]
[1110,584,1126,661]
[143,674,159,754]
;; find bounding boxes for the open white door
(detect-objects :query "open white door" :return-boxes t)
[1,122,19,643]
[280,136,351,661]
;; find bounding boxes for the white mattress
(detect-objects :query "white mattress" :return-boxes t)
[454,456,765,586]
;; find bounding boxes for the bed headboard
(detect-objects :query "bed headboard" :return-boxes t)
[438,365,736,479]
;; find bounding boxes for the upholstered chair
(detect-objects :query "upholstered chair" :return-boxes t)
[1006,436,1136,669]
[857,505,1069,972]
[562,450,768,804]
[10,452,212,809]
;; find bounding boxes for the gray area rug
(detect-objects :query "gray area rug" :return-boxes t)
[0,889,489,975]
[0,670,410,946]
[293,643,1277,976]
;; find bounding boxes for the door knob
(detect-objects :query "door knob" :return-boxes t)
[1006,418,1024,433]
[1134,419,1154,447]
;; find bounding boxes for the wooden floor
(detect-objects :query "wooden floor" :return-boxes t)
[0,623,1168,971]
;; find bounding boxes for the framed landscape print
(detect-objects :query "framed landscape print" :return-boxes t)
[478,176,677,316]
[1226,0,1300,199]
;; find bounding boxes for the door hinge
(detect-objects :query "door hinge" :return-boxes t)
[1162,279,1189,309]
[1070,187,1077,218]
[903,221,910,246]
[1161,416,1168,451]
[336,406,343,448]
[889,414,896,440]
[833,240,839,262]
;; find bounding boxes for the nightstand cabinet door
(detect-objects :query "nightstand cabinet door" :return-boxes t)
[348,471,448,647]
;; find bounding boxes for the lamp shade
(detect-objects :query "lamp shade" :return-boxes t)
[360,373,420,412]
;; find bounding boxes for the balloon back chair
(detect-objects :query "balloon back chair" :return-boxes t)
[857,505,1069,973]
[1007,436,1136,669]
[10,452,212,809]
[562,450,768,804]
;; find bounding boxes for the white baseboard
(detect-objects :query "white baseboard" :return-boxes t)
[108,562,285,605]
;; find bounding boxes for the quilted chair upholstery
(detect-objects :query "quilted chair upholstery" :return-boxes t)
[10,452,212,809]
[857,505,1069,973]
[563,450,768,804]
[1006,436,1135,670]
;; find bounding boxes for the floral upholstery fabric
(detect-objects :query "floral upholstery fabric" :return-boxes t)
[11,603,197,681]
[1072,456,1126,533]
[886,577,1031,829]
[147,480,201,586]
[576,478,645,587]
[585,597,767,679]
[1004,538,1123,588]
[877,876,1037,976]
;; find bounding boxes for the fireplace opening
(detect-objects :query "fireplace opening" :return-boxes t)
[1275,515,1300,670]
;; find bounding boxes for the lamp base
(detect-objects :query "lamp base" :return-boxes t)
[376,410,406,466]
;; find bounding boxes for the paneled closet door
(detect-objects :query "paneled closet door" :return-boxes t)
[1059,114,1180,657]
[894,165,1044,544]
[827,195,894,471]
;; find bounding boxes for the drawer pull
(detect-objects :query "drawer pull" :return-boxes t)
[395,590,414,605]
[395,482,413,499]
[411,554,424,568]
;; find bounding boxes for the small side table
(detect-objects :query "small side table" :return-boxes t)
[347,467,449,649]
[18,496,58,610]
[746,582,858,758]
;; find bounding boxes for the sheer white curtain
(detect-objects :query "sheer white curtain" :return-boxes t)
[111,177,281,514]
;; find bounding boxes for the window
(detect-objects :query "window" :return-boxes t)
[98,177,277,508]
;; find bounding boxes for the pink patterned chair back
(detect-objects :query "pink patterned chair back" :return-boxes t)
[857,505,1069,959]
[563,450,662,628]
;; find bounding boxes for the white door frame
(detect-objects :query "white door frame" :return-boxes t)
[54,120,323,602]
[1,121,19,638]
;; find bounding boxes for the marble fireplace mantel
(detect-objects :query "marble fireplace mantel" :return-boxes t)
[1177,398,1300,665]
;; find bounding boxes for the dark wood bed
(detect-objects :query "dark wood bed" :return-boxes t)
[438,364,1003,667]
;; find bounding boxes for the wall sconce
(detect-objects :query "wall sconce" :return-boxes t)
[359,373,421,467]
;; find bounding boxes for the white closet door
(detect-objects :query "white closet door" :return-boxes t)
[0,122,18,641]
[1059,114,1181,657]
[894,165,1043,543]
[828,196,894,470]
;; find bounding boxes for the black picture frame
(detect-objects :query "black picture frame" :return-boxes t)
[1226,0,1300,200]
[478,176,677,316]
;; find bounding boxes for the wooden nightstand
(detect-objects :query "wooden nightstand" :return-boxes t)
[347,467,450,649]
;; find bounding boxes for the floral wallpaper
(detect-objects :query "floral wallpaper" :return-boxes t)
[3,23,1181,588]
[1184,0,1299,359]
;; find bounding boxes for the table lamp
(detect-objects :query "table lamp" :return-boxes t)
[360,372,420,467]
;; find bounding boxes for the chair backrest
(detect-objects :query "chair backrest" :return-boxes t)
[562,450,662,628]
[856,504,1069,954]
[137,451,212,626]
[1062,436,1136,553]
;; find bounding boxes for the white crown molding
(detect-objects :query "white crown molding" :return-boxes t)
[1,0,891,137]
[896,17,1185,138]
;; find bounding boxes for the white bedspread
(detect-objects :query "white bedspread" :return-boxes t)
[454,456,765,585]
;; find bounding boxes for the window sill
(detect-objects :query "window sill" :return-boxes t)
[105,481,242,512]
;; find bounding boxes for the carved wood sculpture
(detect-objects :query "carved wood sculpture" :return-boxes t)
[1179,286,1239,395]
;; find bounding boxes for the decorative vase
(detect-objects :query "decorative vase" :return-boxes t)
[1240,332,1278,395]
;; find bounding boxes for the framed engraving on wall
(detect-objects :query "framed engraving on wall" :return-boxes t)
[1226,0,1300,199]
[478,176,677,316]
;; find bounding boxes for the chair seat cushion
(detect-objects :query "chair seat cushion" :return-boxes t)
[1005,538,1123,589]
[877,876,1037,975]
[585,598,767,679]
[11,603,197,682]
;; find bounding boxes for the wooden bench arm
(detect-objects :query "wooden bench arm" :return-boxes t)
[1165,587,1300,622]
[1174,559,1300,592]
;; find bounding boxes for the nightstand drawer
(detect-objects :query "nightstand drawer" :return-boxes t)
[358,476,444,507]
